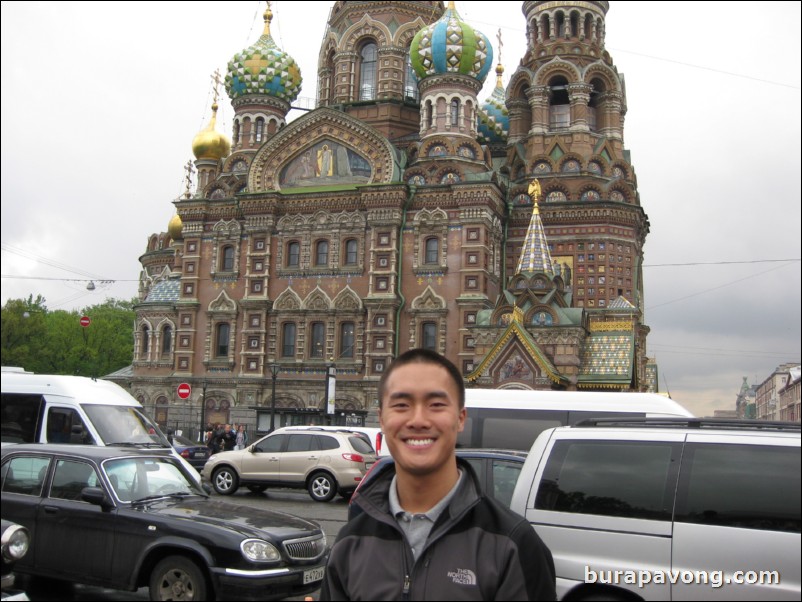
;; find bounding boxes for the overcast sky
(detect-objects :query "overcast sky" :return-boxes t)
[2,1,800,417]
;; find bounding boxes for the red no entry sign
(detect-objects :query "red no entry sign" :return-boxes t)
[177,383,192,399]
[80,316,91,327]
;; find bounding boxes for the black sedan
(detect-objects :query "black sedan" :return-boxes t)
[1,444,327,601]
[170,434,211,470]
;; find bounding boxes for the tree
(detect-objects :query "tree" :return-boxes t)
[1,297,136,376]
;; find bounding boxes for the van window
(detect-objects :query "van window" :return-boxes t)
[1,393,44,443]
[287,434,315,452]
[675,443,801,533]
[535,440,681,521]
[458,408,564,449]
[82,405,168,447]
[47,407,94,444]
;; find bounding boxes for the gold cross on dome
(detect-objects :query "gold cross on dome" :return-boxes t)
[210,69,223,103]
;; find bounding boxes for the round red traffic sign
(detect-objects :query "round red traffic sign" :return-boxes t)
[80,316,91,327]
[177,383,192,399]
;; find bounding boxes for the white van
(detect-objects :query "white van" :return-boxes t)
[511,418,801,600]
[460,389,693,451]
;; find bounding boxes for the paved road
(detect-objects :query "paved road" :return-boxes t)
[18,488,349,601]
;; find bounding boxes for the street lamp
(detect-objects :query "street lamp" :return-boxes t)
[199,380,208,440]
[324,360,336,425]
[269,363,280,432]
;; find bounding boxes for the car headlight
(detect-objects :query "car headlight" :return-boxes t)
[241,538,281,562]
[1,523,30,562]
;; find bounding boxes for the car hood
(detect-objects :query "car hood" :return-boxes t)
[139,497,321,538]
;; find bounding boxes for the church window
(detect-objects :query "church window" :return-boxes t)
[255,118,265,143]
[216,323,230,358]
[220,245,235,271]
[421,322,437,351]
[424,237,439,264]
[340,322,355,358]
[282,323,296,357]
[315,240,329,266]
[450,99,460,126]
[548,76,570,130]
[141,325,150,355]
[162,325,172,355]
[404,53,418,102]
[344,239,358,265]
[310,322,325,358]
[359,42,377,100]
[287,241,300,267]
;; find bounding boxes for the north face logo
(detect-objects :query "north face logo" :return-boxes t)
[447,568,477,586]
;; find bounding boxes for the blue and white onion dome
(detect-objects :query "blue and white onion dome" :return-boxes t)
[410,1,493,84]
[225,3,302,103]
[478,63,509,144]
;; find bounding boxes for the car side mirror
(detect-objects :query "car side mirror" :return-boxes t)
[81,486,113,510]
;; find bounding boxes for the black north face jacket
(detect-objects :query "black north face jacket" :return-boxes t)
[320,458,556,601]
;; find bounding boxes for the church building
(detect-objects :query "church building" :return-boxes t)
[117,1,658,434]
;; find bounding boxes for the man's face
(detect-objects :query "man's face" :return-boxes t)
[379,362,466,478]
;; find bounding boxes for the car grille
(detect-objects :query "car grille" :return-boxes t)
[283,534,326,561]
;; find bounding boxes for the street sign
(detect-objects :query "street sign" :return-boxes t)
[79,316,91,327]
[177,383,192,399]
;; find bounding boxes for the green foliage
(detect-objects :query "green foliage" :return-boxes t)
[1,297,136,377]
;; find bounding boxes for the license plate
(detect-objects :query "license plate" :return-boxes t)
[196,451,208,458]
[303,566,325,584]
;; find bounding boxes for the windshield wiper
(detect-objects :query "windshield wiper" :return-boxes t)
[131,491,194,504]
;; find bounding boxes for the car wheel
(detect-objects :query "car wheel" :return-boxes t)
[212,466,238,495]
[247,484,268,494]
[149,555,209,601]
[308,472,337,502]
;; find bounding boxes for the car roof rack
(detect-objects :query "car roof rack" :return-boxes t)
[573,417,801,432]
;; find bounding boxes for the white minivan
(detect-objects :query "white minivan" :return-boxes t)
[511,418,801,600]
[1,370,169,448]
[460,389,693,451]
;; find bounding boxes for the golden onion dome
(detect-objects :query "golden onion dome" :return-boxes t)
[191,102,231,161]
[167,213,183,240]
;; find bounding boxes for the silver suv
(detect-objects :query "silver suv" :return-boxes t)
[512,418,801,600]
[202,428,376,502]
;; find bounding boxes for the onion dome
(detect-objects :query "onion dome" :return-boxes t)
[477,63,509,144]
[192,102,231,161]
[167,213,183,240]
[410,1,493,83]
[225,3,302,103]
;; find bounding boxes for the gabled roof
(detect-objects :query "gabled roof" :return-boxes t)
[144,278,180,303]
[467,319,568,386]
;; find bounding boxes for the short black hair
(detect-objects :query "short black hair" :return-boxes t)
[377,348,465,409]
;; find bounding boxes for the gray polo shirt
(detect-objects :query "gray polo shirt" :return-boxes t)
[389,469,464,561]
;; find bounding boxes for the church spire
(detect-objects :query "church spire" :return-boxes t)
[516,179,555,276]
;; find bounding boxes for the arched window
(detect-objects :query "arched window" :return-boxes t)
[287,241,300,267]
[421,322,437,351]
[340,322,355,358]
[404,53,418,102]
[162,325,172,355]
[315,240,329,266]
[425,100,434,129]
[282,323,296,357]
[344,239,358,265]
[424,237,439,264]
[220,246,235,271]
[359,42,377,100]
[549,76,570,130]
[232,121,240,147]
[255,117,265,143]
[310,322,325,358]
[450,99,460,126]
[216,323,230,358]
[141,325,150,355]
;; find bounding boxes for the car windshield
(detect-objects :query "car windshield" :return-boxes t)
[103,457,204,502]
[83,405,170,448]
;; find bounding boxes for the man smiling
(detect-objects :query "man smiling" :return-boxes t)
[320,349,556,600]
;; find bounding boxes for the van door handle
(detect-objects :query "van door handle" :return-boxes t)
[43,506,59,515]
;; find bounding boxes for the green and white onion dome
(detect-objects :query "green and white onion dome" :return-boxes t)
[477,63,509,144]
[410,1,493,84]
[225,4,301,103]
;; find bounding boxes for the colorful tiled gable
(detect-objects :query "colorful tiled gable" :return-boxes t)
[578,332,635,387]
[144,279,180,303]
